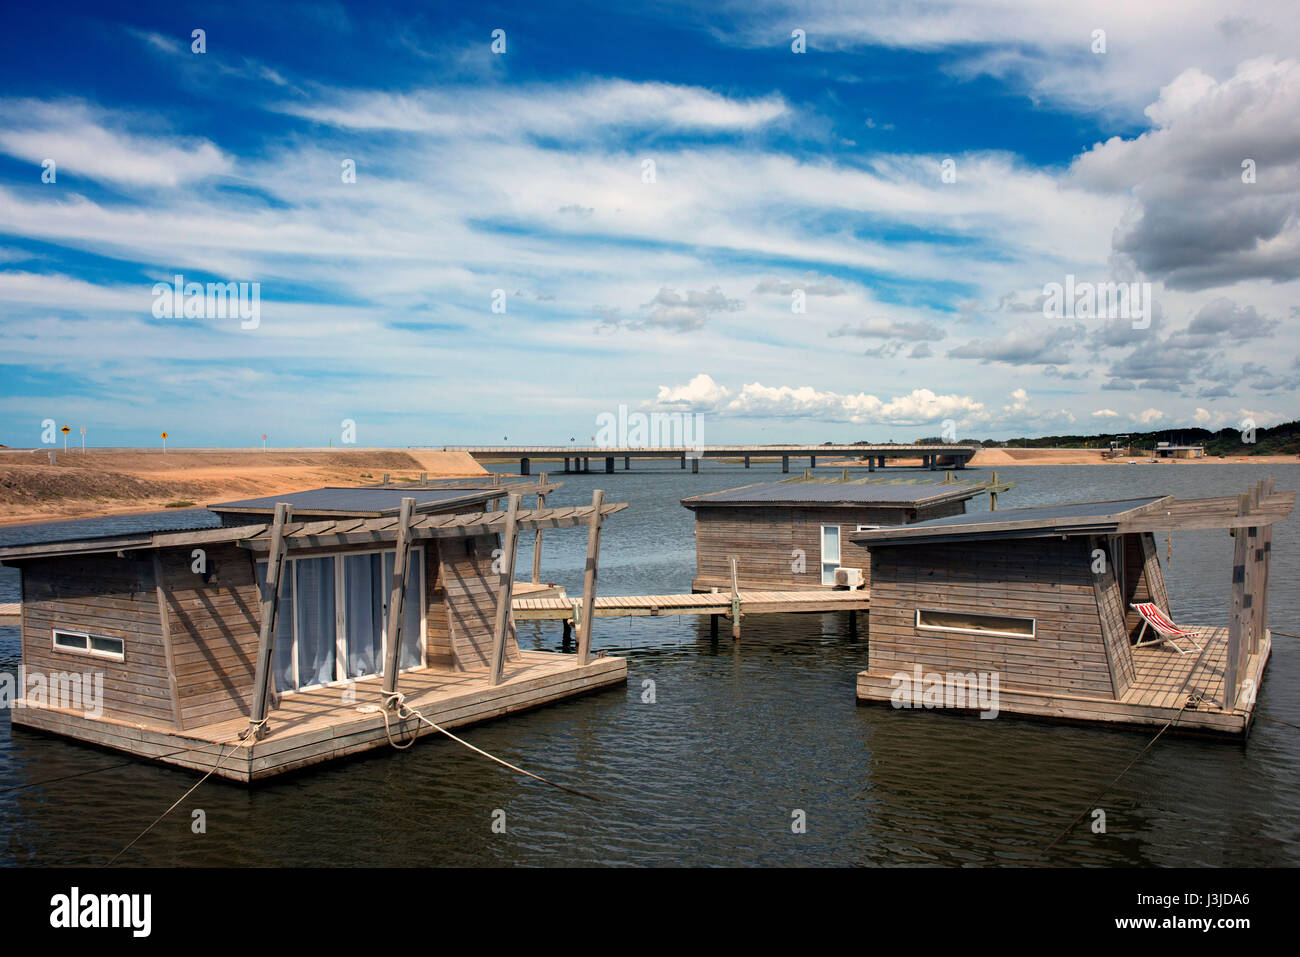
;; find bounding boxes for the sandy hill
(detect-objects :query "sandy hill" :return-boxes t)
[0,449,486,526]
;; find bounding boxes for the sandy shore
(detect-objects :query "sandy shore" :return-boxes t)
[0,449,487,527]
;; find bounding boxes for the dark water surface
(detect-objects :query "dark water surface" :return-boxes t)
[2,462,1298,866]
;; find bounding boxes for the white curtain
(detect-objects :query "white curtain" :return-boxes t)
[383,550,423,670]
[257,560,297,693]
[344,553,384,679]
[294,557,337,688]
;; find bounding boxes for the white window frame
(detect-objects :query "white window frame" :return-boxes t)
[915,608,1036,640]
[51,628,126,662]
[820,524,842,586]
[263,546,428,695]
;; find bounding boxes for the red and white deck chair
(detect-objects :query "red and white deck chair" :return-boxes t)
[1130,602,1203,654]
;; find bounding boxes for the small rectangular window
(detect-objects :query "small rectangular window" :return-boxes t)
[916,609,1036,639]
[89,635,126,660]
[53,630,89,651]
[52,628,125,661]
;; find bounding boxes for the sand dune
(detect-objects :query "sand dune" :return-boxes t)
[0,449,486,526]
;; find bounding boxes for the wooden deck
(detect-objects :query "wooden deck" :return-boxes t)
[0,601,19,625]
[856,626,1269,737]
[512,588,870,620]
[11,650,627,782]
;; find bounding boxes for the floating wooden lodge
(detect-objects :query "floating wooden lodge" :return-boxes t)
[681,475,1010,592]
[0,480,628,781]
[852,480,1292,737]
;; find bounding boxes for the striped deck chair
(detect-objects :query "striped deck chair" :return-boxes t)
[1131,602,1203,654]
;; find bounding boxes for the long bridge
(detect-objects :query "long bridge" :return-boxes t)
[447,444,978,474]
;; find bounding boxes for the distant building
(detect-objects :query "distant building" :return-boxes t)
[1154,443,1206,459]
[681,478,1000,592]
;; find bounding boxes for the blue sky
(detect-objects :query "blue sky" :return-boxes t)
[1,0,1297,448]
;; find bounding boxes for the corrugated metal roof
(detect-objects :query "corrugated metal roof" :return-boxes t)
[682,480,986,508]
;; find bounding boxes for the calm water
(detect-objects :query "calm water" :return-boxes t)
[2,461,1298,867]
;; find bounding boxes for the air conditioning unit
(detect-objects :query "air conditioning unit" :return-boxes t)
[834,567,865,588]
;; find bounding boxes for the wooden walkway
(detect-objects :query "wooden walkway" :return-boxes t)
[12,650,628,782]
[0,602,18,626]
[857,626,1268,736]
[512,589,870,621]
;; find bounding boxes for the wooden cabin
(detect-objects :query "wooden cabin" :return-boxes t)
[681,477,1005,592]
[0,481,627,781]
[852,481,1292,736]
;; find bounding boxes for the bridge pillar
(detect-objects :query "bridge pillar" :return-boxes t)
[956,456,966,469]
[605,456,614,474]
[563,457,570,473]
[782,455,789,473]
[809,455,816,469]
[868,457,875,472]
[624,456,630,470]
[691,458,699,473]
[877,456,885,469]
[680,454,686,469]
[928,455,937,471]
[744,455,750,468]
[520,457,530,476]
[583,457,590,473]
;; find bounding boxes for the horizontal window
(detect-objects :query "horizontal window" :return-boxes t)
[52,629,125,661]
[915,609,1035,639]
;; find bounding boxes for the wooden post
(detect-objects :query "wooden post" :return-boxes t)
[531,476,547,585]
[249,502,292,738]
[381,497,416,697]
[488,493,521,685]
[733,553,743,634]
[1225,493,1250,709]
[420,472,427,485]
[1257,478,1273,652]
[710,614,719,638]
[576,489,605,665]
[990,471,999,511]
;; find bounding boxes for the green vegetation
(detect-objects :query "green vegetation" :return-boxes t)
[894,421,1300,456]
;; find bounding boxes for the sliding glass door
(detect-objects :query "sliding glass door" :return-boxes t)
[259,548,425,693]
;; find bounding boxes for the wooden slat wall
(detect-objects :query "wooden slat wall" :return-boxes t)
[439,534,520,670]
[867,537,1118,698]
[20,554,176,726]
[424,540,452,667]
[694,503,949,589]
[1090,536,1136,697]
[1138,532,1171,616]
[158,543,262,729]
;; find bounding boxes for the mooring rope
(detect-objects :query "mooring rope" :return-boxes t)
[1043,693,1198,853]
[106,737,242,866]
[379,692,602,802]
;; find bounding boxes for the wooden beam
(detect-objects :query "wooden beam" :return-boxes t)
[489,493,522,685]
[152,552,184,731]
[1256,478,1273,652]
[249,502,292,738]
[576,489,606,665]
[1225,494,1250,709]
[381,497,416,697]
[531,477,547,585]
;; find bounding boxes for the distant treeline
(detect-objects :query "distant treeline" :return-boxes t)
[898,421,1300,456]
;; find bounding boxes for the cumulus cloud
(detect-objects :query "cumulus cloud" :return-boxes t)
[646,374,983,425]
[753,272,846,296]
[1092,408,1120,418]
[1136,407,1166,424]
[830,317,947,341]
[1071,57,1300,289]
[948,323,1083,365]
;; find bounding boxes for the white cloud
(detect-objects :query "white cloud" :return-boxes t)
[1136,407,1166,424]
[1092,408,1120,418]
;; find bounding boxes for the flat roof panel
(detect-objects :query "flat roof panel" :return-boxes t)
[210,486,496,514]
[682,480,985,507]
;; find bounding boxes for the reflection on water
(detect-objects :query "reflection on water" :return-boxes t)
[2,462,1298,866]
